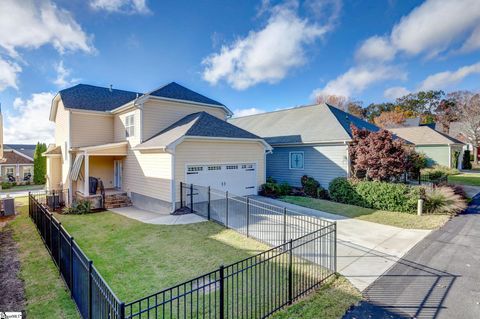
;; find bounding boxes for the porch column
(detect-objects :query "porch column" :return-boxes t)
[16,163,20,182]
[84,153,89,195]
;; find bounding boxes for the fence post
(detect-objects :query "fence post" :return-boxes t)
[180,182,183,208]
[190,184,194,213]
[333,222,337,273]
[58,222,62,276]
[88,260,93,319]
[219,265,225,319]
[225,191,229,228]
[283,207,287,244]
[69,236,74,298]
[49,213,53,249]
[207,186,211,220]
[246,197,250,237]
[288,239,293,305]
[119,302,125,319]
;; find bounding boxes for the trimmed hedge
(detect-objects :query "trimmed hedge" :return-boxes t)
[329,177,421,213]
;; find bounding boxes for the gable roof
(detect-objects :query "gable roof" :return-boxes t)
[389,126,465,145]
[229,103,380,145]
[59,84,140,112]
[4,144,36,160]
[136,112,268,151]
[149,82,225,107]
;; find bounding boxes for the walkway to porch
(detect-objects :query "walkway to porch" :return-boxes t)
[110,206,206,225]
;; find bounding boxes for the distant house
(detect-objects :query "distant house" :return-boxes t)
[389,126,465,168]
[230,103,380,188]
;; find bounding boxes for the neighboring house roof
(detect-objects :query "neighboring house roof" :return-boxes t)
[1,150,33,165]
[404,117,421,127]
[4,144,36,160]
[149,82,225,107]
[137,112,267,150]
[57,82,227,114]
[59,84,140,112]
[448,121,467,143]
[229,103,380,145]
[389,126,465,145]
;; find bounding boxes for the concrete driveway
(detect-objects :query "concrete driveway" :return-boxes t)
[252,196,431,291]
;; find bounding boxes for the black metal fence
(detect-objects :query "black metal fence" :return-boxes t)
[29,193,124,319]
[30,189,69,211]
[418,173,448,186]
[29,184,336,319]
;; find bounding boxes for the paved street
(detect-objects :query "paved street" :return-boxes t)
[344,194,480,319]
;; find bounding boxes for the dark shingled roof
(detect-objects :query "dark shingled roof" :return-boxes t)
[59,84,140,112]
[5,144,36,159]
[326,104,380,136]
[150,82,225,107]
[150,112,260,141]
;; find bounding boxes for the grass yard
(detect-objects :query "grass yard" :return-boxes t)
[272,275,361,319]
[8,197,79,318]
[55,211,271,302]
[0,184,45,193]
[448,173,480,186]
[281,196,450,230]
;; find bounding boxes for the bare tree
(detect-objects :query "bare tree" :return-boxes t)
[451,91,480,165]
[316,94,366,118]
[373,111,407,129]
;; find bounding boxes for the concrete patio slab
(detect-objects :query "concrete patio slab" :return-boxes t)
[251,196,431,292]
[110,206,206,225]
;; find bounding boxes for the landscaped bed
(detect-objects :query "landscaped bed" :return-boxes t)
[280,196,450,230]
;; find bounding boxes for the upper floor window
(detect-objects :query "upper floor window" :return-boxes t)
[289,152,304,170]
[125,114,135,138]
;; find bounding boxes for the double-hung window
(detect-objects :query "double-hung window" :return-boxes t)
[125,114,135,138]
[289,151,304,170]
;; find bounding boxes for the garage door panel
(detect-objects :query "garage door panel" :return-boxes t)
[186,163,257,196]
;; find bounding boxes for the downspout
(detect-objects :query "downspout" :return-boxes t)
[344,141,351,178]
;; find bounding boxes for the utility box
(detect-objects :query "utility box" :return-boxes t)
[3,197,15,216]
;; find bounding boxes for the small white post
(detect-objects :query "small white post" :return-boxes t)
[84,153,89,196]
[417,199,424,216]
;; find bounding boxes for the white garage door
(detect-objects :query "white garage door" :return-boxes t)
[185,163,257,196]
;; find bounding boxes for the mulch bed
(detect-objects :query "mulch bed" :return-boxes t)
[0,218,26,314]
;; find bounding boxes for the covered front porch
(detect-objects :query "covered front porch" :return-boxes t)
[70,142,130,208]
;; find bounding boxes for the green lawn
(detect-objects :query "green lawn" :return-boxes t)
[448,173,480,186]
[272,275,361,319]
[8,197,79,319]
[1,184,45,193]
[55,211,270,302]
[281,196,450,230]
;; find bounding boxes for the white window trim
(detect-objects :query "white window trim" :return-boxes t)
[125,114,135,138]
[289,151,305,170]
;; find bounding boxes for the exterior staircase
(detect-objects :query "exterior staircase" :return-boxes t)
[104,192,132,209]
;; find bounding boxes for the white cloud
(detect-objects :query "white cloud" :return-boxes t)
[0,0,94,57]
[355,36,396,62]
[0,57,21,91]
[390,0,480,57]
[419,62,480,91]
[90,0,150,14]
[312,65,406,98]
[459,25,480,53]
[384,86,409,100]
[4,92,55,144]
[53,60,78,88]
[232,108,266,118]
[202,1,331,90]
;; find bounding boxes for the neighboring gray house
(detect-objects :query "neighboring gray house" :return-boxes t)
[230,103,380,188]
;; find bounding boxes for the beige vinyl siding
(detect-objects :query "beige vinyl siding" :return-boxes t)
[89,156,115,189]
[114,108,141,144]
[142,100,227,141]
[54,100,70,186]
[70,112,114,147]
[46,157,62,189]
[174,139,266,202]
[123,149,173,203]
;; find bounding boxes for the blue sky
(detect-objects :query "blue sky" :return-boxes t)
[0,0,479,143]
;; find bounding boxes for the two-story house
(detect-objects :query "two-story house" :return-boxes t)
[44,82,270,212]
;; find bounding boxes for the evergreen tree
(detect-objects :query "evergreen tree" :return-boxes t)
[33,142,47,184]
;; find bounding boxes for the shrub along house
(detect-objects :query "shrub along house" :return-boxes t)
[230,103,380,188]
[389,126,465,169]
[44,82,270,212]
